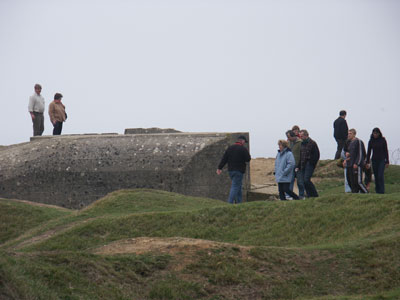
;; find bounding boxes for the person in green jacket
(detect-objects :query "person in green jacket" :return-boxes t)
[286,130,305,199]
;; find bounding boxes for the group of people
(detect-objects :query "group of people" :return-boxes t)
[28,84,67,136]
[216,128,321,203]
[276,127,320,201]
[217,109,389,204]
[29,83,389,202]
[334,110,389,194]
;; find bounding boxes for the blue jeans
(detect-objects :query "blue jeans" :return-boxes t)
[372,159,385,194]
[228,171,244,204]
[289,169,305,198]
[301,162,318,197]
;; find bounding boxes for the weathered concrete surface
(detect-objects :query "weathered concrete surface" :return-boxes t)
[124,128,181,134]
[0,131,250,208]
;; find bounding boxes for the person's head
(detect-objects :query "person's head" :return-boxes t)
[299,129,309,140]
[237,135,248,145]
[54,93,63,102]
[371,127,382,139]
[348,128,356,140]
[292,125,300,135]
[34,84,42,95]
[286,130,296,141]
[339,110,347,118]
[278,139,288,151]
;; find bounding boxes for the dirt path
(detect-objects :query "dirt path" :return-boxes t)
[10,218,95,250]
[93,237,250,256]
[2,198,71,211]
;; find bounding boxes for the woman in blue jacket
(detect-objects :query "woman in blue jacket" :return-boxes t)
[275,140,300,200]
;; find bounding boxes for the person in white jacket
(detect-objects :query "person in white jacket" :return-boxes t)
[28,83,45,136]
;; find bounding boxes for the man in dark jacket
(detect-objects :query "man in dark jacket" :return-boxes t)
[346,128,368,193]
[286,130,305,199]
[333,110,349,159]
[217,135,251,204]
[297,129,320,197]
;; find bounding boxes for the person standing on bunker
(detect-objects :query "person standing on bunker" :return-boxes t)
[217,135,251,204]
[28,83,45,136]
[48,93,67,135]
[333,110,349,159]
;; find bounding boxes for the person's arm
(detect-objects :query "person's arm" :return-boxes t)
[383,138,389,166]
[366,140,372,164]
[339,120,347,140]
[244,148,251,163]
[310,141,320,166]
[354,140,362,169]
[343,120,349,139]
[28,96,35,119]
[283,152,295,176]
[48,103,55,125]
[216,149,229,174]
[295,147,301,171]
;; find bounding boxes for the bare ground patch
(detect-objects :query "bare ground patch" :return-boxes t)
[1,198,71,211]
[93,237,251,256]
[10,218,95,250]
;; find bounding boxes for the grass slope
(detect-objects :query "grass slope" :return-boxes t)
[1,164,400,299]
[0,199,71,244]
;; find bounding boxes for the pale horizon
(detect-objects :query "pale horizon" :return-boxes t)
[1,0,399,161]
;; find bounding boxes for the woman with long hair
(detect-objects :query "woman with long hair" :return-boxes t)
[366,128,389,194]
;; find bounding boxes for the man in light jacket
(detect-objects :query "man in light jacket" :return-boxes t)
[28,84,45,136]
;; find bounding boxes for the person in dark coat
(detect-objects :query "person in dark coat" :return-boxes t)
[333,110,349,159]
[366,128,389,194]
[217,135,251,204]
[297,129,320,197]
[347,128,368,193]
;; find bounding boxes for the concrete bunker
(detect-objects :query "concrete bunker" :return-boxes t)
[0,129,250,208]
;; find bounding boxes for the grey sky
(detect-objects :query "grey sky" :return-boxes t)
[1,0,399,159]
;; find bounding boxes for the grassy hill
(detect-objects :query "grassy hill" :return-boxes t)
[1,163,400,299]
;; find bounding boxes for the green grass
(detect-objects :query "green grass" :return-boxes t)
[19,193,400,252]
[0,250,171,300]
[82,189,228,216]
[0,199,71,244]
[1,165,400,299]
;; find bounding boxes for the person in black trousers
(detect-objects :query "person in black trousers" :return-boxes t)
[333,110,348,159]
[347,129,368,193]
[366,128,389,194]
[48,93,67,135]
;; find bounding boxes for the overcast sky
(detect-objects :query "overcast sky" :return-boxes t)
[1,0,399,160]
